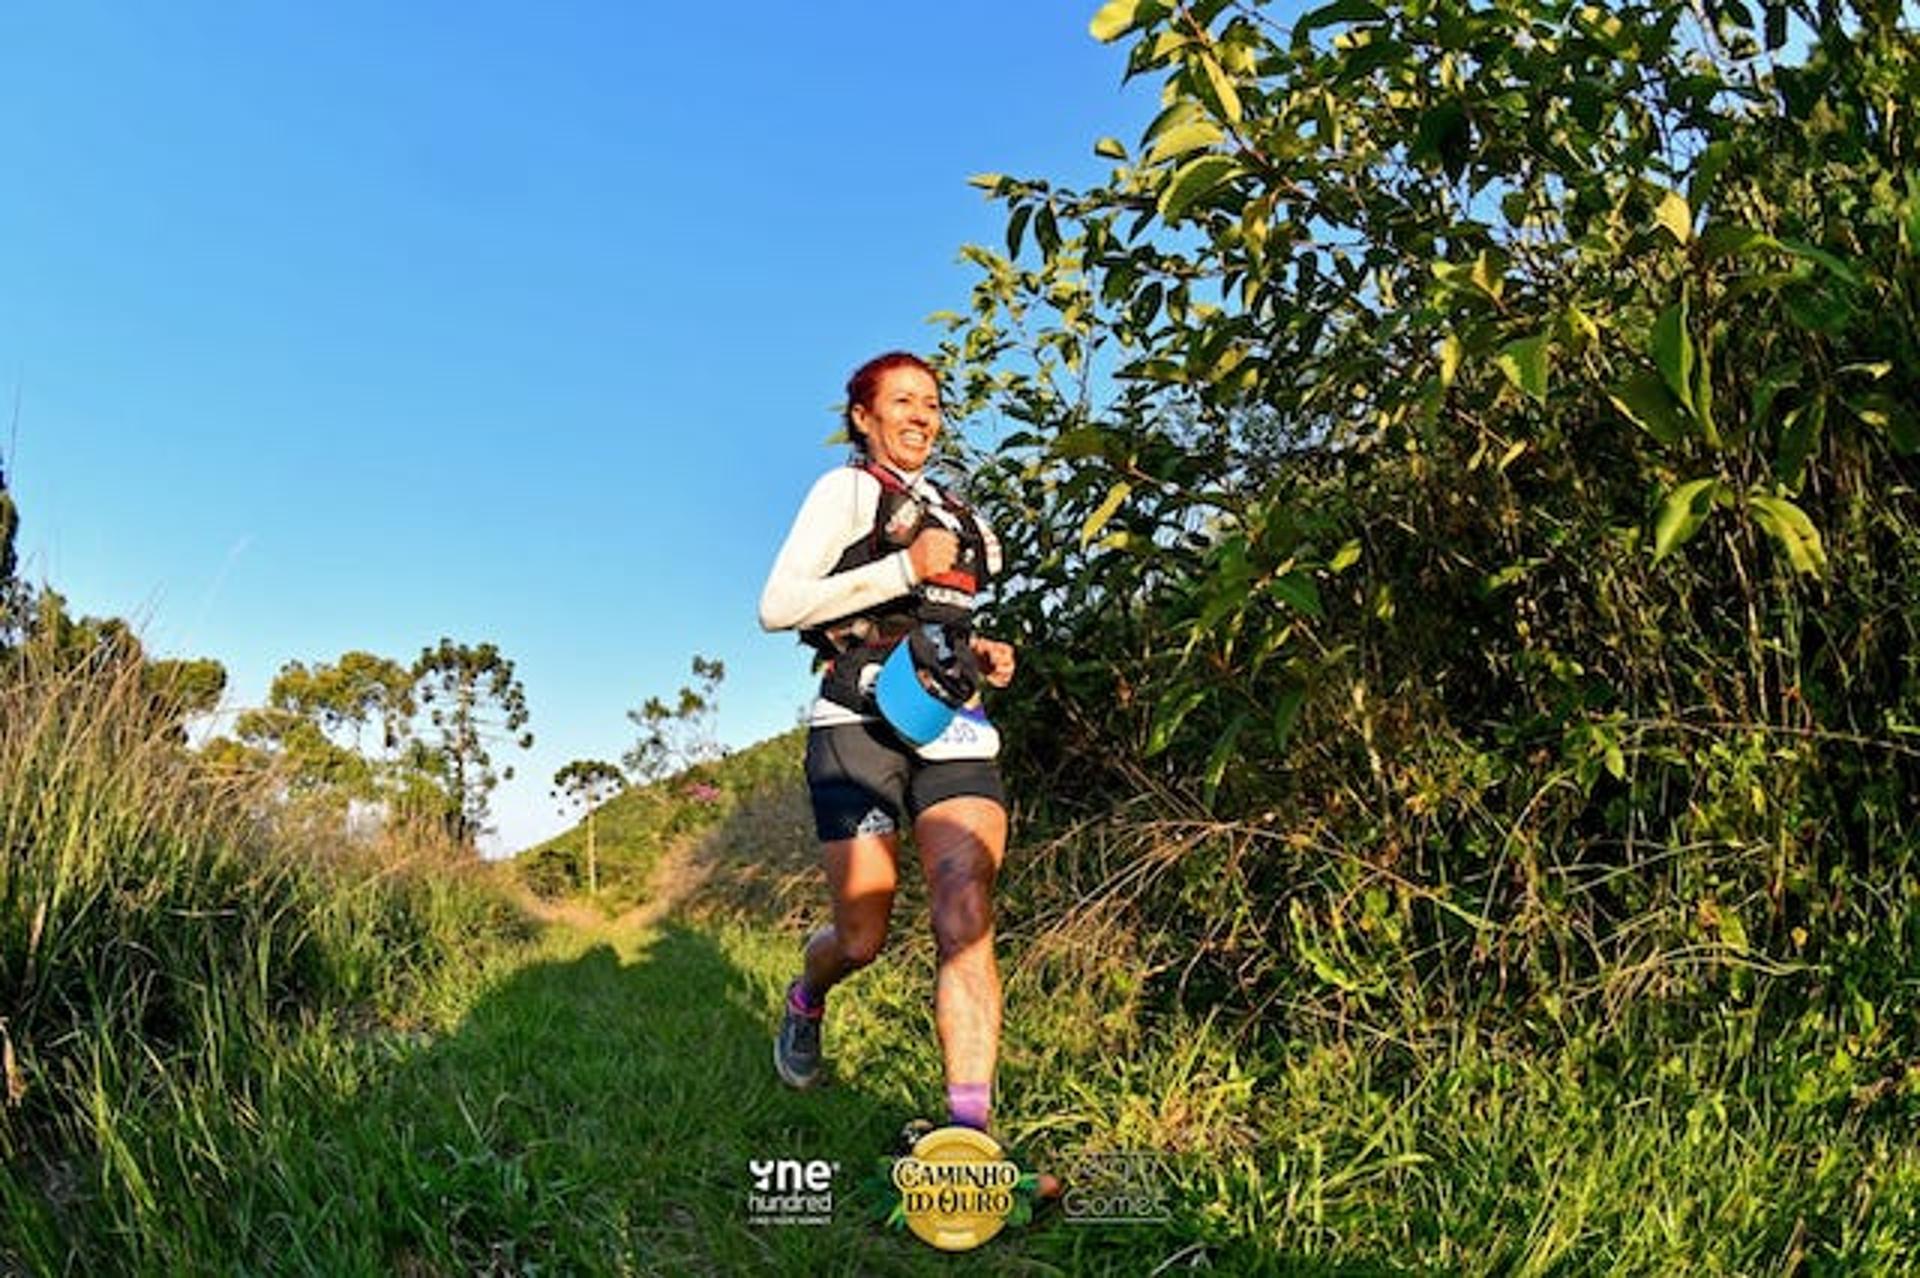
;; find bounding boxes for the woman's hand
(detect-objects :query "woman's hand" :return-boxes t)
[970,636,1017,688]
[908,528,960,581]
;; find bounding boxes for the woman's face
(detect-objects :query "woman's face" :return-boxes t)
[853,365,941,472]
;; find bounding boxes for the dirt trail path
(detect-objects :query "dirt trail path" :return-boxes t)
[609,835,715,931]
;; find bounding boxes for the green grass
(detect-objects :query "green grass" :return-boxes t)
[7,674,1918,1272]
[0,639,530,1271]
[19,894,1915,1272]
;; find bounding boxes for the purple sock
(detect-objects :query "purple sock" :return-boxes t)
[787,978,825,1017]
[947,1082,991,1131]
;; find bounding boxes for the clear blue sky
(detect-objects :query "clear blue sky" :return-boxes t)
[0,2,1158,854]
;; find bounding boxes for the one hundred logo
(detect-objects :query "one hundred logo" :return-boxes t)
[746,1157,836,1226]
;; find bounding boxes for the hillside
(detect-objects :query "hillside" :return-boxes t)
[511,729,816,920]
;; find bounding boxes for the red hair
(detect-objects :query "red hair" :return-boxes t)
[844,351,940,453]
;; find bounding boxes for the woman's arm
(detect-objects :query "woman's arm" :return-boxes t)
[758,469,917,632]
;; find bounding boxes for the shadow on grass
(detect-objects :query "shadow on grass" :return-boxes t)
[211,909,1353,1276]
[280,748,1368,1275]
[238,923,892,1273]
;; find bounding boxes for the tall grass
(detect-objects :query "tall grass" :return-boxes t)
[0,631,528,1261]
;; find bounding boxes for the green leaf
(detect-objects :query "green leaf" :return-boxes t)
[1035,204,1062,258]
[1849,393,1920,454]
[1094,136,1128,160]
[1090,0,1143,42]
[1334,35,1409,83]
[1764,1,1787,50]
[1604,736,1626,781]
[1329,539,1362,573]
[1654,187,1692,243]
[1144,118,1225,165]
[1439,333,1463,387]
[1652,300,1695,415]
[1202,711,1250,804]
[1145,686,1206,756]
[1049,427,1112,460]
[1271,683,1306,751]
[1746,492,1827,575]
[1724,270,1801,301]
[1411,101,1471,181]
[1481,559,1538,594]
[1694,325,1719,449]
[1494,332,1550,403]
[1776,395,1824,488]
[1157,154,1242,222]
[1608,369,1687,445]
[1431,256,1504,302]
[1689,140,1736,209]
[1199,53,1243,128]
[1783,284,1855,333]
[1469,251,1504,301]
[1698,223,1775,260]
[1776,238,1863,287]
[1006,204,1032,258]
[1293,0,1386,43]
[1141,98,1204,149]
[1653,477,1726,561]
[1749,361,1803,437]
[1270,570,1324,620]
[1079,480,1133,547]
[1564,303,1600,347]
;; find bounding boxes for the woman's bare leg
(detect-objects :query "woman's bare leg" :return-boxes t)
[915,796,1008,1122]
[802,832,899,994]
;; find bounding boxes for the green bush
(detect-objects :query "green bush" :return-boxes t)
[943,0,1920,1061]
[0,627,525,1190]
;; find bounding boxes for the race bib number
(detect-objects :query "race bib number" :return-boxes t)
[913,704,1001,762]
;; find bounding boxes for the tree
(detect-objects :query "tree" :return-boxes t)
[0,456,20,647]
[942,0,1919,795]
[551,759,625,894]
[142,657,227,742]
[930,0,1920,1028]
[11,586,225,739]
[235,651,416,802]
[623,654,725,783]
[413,638,533,848]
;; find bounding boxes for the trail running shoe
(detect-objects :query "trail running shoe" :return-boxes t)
[774,988,823,1089]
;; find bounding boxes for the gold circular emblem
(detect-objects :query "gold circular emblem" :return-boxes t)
[890,1125,1021,1252]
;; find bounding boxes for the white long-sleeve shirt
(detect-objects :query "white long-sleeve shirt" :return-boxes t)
[761,463,989,727]
[759,466,920,638]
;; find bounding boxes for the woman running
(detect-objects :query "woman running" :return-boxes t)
[758,350,1015,1136]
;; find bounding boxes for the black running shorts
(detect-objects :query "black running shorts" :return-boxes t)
[804,721,1006,842]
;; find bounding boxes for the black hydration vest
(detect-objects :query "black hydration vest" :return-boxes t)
[800,461,999,713]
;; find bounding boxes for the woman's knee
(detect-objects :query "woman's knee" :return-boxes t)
[838,919,890,967]
[930,878,995,959]
[826,834,897,968]
[834,890,893,966]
